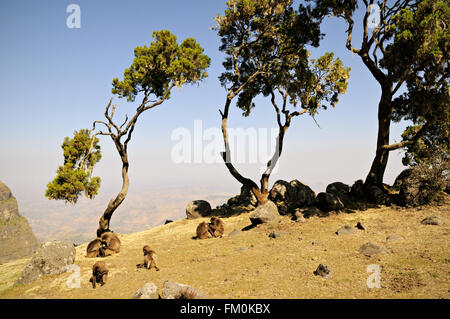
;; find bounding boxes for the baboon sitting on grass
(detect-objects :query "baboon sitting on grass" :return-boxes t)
[86,238,105,258]
[194,221,212,239]
[100,231,121,256]
[209,217,224,238]
[136,245,160,271]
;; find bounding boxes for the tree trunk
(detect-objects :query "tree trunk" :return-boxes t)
[96,152,129,237]
[220,98,265,205]
[260,125,287,201]
[364,90,393,188]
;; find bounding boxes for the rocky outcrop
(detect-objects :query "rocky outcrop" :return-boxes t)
[0,181,39,264]
[14,240,76,286]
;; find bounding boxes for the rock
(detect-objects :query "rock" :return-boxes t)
[186,200,212,219]
[315,192,344,212]
[358,242,387,256]
[133,282,159,299]
[164,220,173,225]
[226,185,258,211]
[350,179,365,199]
[228,229,243,238]
[268,180,315,215]
[268,231,288,239]
[326,182,350,206]
[386,235,404,242]
[238,184,258,207]
[336,225,357,235]
[368,185,384,203]
[356,221,367,231]
[249,200,280,225]
[161,281,205,299]
[300,206,326,218]
[312,241,321,245]
[421,216,443,226]
[313,264,332,278]
[0,181,39,264]
[15,241,76,286]
[395,169,435,207]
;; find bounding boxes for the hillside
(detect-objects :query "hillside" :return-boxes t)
[0,199,448,299]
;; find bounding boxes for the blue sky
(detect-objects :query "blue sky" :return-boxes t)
[0,0,410,204]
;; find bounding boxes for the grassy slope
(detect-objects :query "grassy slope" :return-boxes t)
[0,200,448,299]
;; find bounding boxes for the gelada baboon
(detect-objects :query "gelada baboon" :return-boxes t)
[100,231,121,256]
[136,245,160,271]
[86,238,105,258]
[195,221,212,240]
[209,217,224,238]
[89,261,109,288]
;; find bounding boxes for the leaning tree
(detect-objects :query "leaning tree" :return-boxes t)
[46,30,210,236]
[308,0,449,189]
[215,0,350,205]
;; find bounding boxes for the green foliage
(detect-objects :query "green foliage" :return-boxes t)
[401,123,449,166]
[216,0,349,116]
[46,129,101,204]
[388,0,449,165]
[112,30,211,102]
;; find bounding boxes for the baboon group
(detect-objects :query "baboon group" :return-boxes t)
[195,216,225,239]
[85,216,225,288]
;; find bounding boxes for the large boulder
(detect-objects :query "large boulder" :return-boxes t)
[269,180,315,215]
[314,192,344,212]
[326,182,351,206]
[223,185,258,215]
[14,241,76,286]
[0,181,39,264]
[249,200,280,225]
[186,200,212,219]
[161,281,205,299]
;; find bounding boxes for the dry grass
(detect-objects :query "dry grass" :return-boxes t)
[0,199,449,299]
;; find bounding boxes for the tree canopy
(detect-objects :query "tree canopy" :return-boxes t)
[46,30,210,235]
[216,0,350,203]
[309,0,449,188]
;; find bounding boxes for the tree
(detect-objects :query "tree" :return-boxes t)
[308,0,449,189]
[215,0,350,205]
[46,30,210,236]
